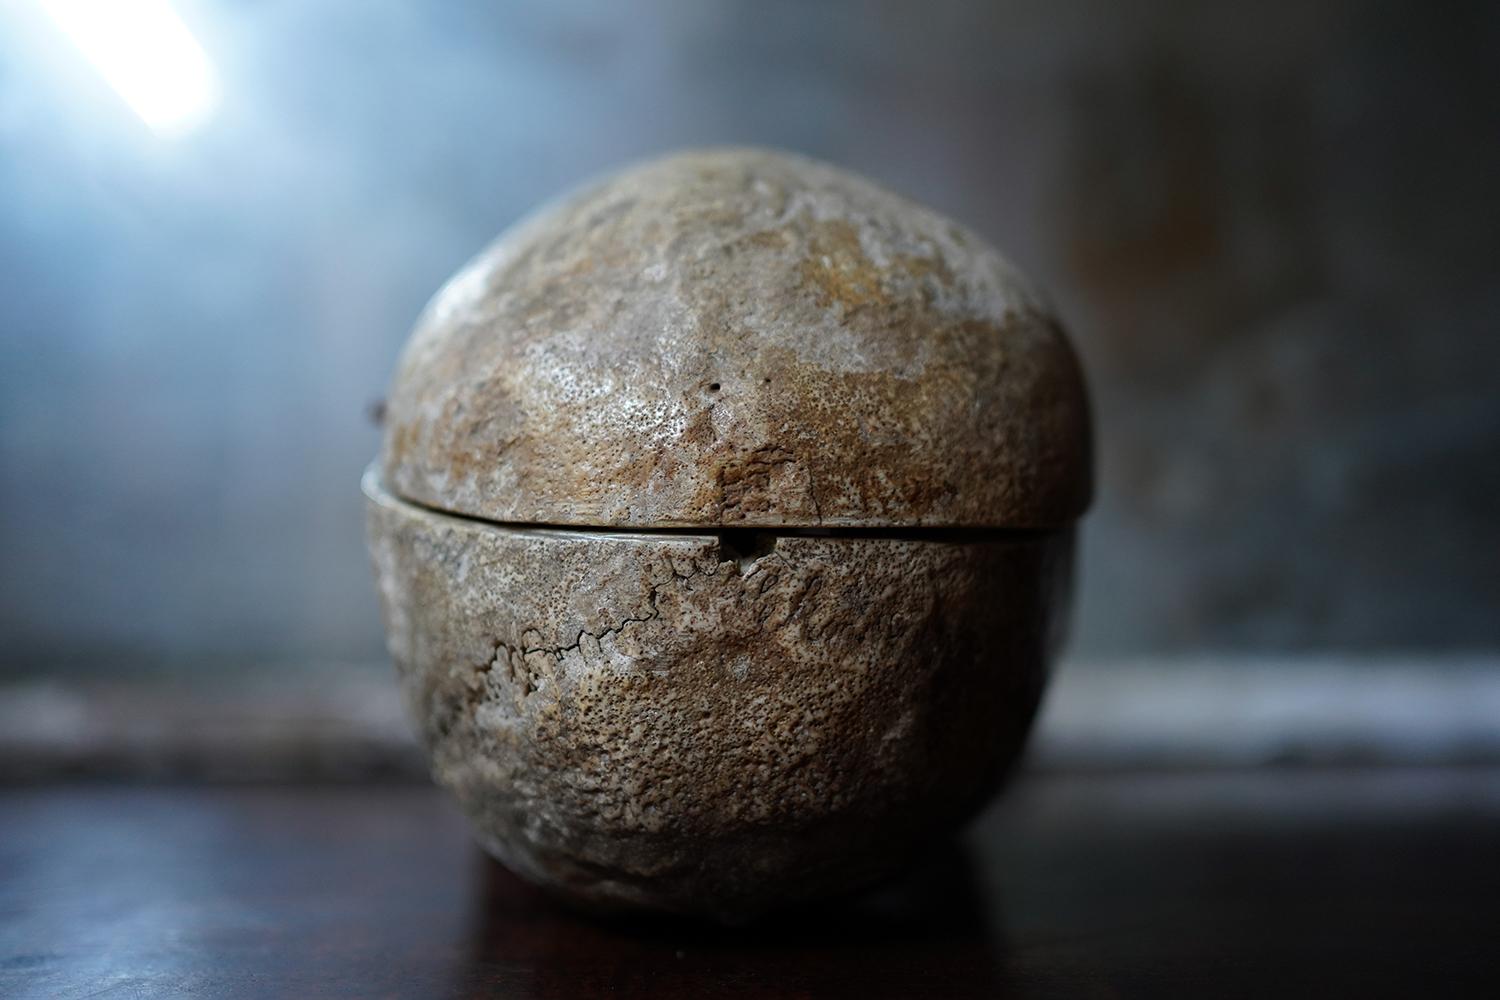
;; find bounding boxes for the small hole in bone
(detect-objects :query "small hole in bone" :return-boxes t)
[717,529,777,573]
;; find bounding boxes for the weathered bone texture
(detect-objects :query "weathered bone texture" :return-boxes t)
[382,148,1091,529]
[366,472,1072,919]
[369,148,1091,918]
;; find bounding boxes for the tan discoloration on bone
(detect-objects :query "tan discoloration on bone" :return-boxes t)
[798,219,893,313]
[367,149,1092,919]
[365,472,1070,919]
[381,148,1090,528]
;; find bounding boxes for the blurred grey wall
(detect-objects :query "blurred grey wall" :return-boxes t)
[2,0,1497,678]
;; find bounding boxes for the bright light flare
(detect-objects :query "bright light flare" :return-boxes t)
[37,0,220,136]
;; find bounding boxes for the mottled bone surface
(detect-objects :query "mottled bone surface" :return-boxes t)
[382,148,1090,529]
[366,472,1071,919]
[369,148,1090,918]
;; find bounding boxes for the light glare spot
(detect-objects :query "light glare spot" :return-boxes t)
[38,0,219,136]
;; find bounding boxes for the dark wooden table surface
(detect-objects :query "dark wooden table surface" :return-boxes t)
[3,769,1497,998]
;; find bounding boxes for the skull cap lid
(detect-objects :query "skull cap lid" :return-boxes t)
[381,148,1092,529]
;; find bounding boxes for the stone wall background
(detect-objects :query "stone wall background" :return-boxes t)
[2,0,1497,677]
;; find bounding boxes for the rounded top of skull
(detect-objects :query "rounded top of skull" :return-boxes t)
[381,147,1091,528]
